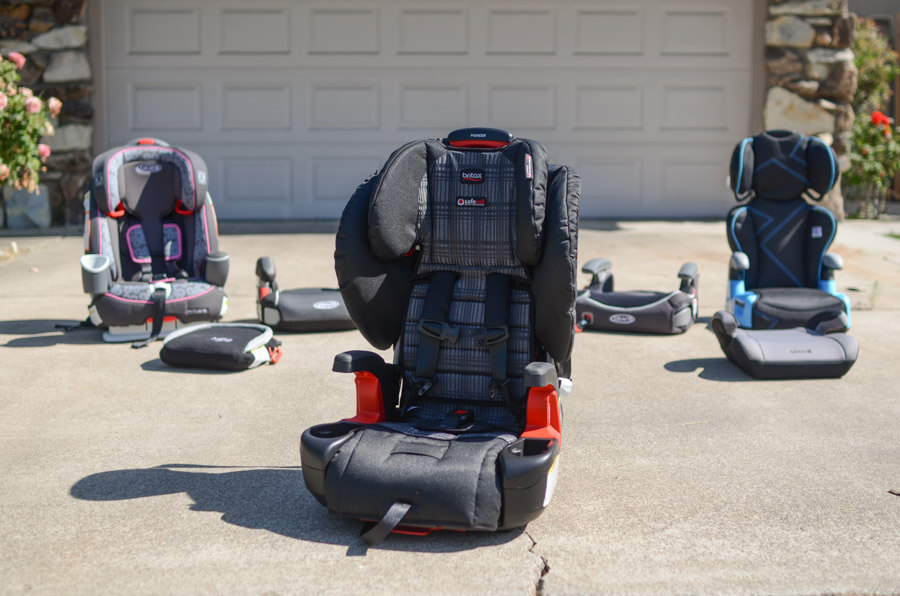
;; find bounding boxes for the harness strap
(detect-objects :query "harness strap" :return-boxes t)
[484,273,511,384]
[131,286,167,349]
[360,501,412,545]
[414,271,458,394]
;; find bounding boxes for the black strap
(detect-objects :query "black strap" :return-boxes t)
[360,501,412,545]
[414,271,458,394]
[56,317,94,332]
[131,286,166,349]
[484,273,511,386]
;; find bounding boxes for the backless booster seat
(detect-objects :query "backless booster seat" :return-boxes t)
[80,138,229,345]
[300,128,581,543]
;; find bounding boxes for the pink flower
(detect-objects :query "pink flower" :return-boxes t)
[0,163,9,181]
[25,96,41,114]
[20,87,32,98]
[0,92,7,111]
[7,51,25,70]
[47,96,62,117]
[37,144,51,160]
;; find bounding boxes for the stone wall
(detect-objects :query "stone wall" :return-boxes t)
[1,0,91,228]
[765,0,857,217]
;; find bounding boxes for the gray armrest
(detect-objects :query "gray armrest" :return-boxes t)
[333,350,386,373]
[524,361,558,390]
[204,252,229,287]
[730,252,750,271]
[677,262,699,293]
[256,256,277,284]
[581,258,612,276]
[581,258,613,290]
[822,252,843,271]
[677,262,699,280]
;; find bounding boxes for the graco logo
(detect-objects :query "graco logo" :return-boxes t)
[313,300,341,310]
[811,226,823,239]
[461,169,485,184]
[609,313,636,325]
[457,197,486,207]
[135,163,163,175]
[210,336,233,343]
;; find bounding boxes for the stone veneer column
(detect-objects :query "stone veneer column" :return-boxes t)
[765,0,857,218]
[0,0,91,227]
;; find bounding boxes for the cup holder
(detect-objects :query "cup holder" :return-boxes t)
[310,421,360,439]
[80,254,111,295]
[505,437,552,458]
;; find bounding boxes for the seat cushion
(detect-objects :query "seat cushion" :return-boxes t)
[712,310,858,379]
[323,425,514,531]
[753,287,846,329]
[93,281,226,327]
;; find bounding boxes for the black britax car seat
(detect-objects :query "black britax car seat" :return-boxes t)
[300,128,580,544]
[80,138,229,346]
[726,130,850,331]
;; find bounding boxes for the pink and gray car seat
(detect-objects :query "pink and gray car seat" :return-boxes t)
[300,128,580,543]
[80,138,229,346]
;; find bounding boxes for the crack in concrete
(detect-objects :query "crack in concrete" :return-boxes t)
[525,530,550,595]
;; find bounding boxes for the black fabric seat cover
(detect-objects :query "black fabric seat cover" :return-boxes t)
[324,427,511,530]
[727,130,849,331]
[752,287,846,329]
[303,129,580,534]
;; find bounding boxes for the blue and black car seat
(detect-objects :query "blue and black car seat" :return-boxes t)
[300,128,580,544]
[726,129,850,331]
[80,138,229,346]
[576,258,698,334]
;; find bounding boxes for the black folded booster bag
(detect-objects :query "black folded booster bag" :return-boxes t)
[159,323,282,370]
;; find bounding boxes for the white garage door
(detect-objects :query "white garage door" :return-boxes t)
[98,0,753,219]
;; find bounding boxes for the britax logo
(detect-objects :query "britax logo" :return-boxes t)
[461,169,484,184]
[457,197,486,207]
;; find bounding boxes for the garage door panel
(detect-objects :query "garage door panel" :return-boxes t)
[398,84,470,129]
[397,8,469,55]
[573,7,645,56]
[220,156,294,216]
[101,0,753,219]
[659,8,730,56]
[126,6,201,55]
[129,83,203,131]
[220,84,292,130]
[218,7,291,54]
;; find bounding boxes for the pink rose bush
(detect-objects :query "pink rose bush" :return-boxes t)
[0,52,61,192]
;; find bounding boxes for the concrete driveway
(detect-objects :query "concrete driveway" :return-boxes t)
[1,218,898,594]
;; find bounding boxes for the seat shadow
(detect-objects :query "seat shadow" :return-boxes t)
[664,357,749,382]
[0,319,102,347]
[139,359,245,374]
[70,464,523,555]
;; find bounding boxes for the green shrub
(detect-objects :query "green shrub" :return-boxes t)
[0,52,61,193]
[851,18,899,115]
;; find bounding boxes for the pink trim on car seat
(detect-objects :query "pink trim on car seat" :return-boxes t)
[125,224,183,263]
[105,146,196,213]
[103,286,216,305]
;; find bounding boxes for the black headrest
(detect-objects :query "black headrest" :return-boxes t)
[729,130,837,202]
[90,138,209,215]
[366,130,548,266]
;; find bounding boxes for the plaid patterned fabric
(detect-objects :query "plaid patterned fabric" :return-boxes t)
[400,149,536,432]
